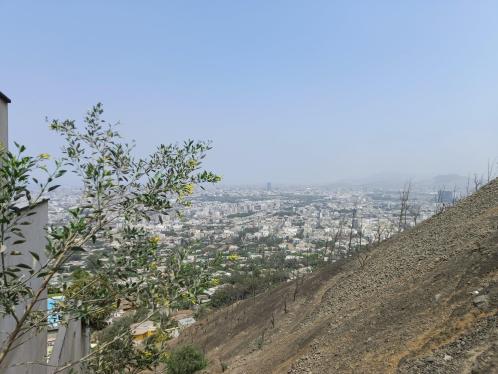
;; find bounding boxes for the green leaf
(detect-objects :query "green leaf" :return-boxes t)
[16,263,32,270]
[29,251,40,261]
[37,270,50,278]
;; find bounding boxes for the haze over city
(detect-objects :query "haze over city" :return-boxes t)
[2,1,498,185]
[4,1,498,374]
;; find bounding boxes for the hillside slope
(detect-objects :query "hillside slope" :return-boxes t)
[178,180,498,373]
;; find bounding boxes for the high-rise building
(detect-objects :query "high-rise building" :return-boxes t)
[437,190,454,204]
[266,182,272,191]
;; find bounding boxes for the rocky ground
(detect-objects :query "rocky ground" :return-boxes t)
[178,179,498,373]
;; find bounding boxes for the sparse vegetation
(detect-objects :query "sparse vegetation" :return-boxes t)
[178,179,498,373]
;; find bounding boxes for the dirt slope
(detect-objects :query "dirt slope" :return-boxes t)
[178,180,498,373]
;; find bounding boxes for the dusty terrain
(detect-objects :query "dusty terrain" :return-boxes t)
[178,180,498,373]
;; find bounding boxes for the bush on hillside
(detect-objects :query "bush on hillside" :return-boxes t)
[165,345,207,374]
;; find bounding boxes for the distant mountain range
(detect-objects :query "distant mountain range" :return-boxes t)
[333,173,471,190]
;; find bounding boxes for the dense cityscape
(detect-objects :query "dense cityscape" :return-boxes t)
[48,180,454,311]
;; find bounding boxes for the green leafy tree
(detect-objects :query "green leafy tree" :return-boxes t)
[62,269,117,330]
[165,345,207,374]
[0,104,220,371]
[86,314,160,374]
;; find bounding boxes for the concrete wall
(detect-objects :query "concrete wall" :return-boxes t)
[0,91,89,373]
[0,201,49,374]
[0,98,8,150]
[47,320,90,374]
[0,91,50,374]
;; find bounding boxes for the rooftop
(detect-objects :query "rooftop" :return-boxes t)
[0,91,11,104]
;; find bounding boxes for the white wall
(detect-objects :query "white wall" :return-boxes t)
[0,201,49,374]
[47,320,90,374]
[0,93,89,373]
[0,99,8,150]
[0,95,50,374]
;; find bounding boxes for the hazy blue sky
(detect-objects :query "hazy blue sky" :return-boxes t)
[1,1,498,185]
